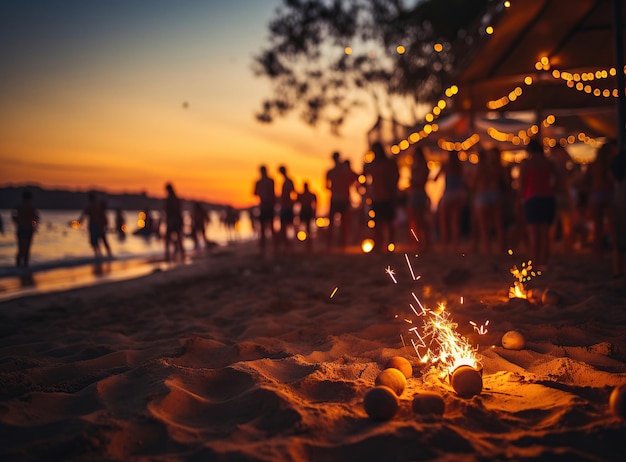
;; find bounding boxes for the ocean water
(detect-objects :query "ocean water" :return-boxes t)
[0,209,255,273]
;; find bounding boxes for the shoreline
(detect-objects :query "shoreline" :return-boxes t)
[0,240,256,303]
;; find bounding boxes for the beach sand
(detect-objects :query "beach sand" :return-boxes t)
[1,241,625,461]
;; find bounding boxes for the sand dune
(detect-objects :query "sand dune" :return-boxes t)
[1,242,625,461]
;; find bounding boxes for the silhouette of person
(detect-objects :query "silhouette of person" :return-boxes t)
[406,146,431,252]
[12,190,38,268]
[77,192,112,259]
[471,147,505,254]
[326,151,358,250]
[518,139,559,269]
[164,183,185,262]
[115,208,126,241]
[99,199,113,254]
[583,141,616,261]
[222,205,240,243]
[277,165,296,253]
[549,145,575,253]
[297,181,317,250]
[254,165,276,253]
[0,212,4,235]
[191,201,210,250]
[434,151,466,253]
[363,142,400,252]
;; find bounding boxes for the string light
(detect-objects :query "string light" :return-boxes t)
[389,85,458,154]
[437,133,481,152]
[547,64,624,98]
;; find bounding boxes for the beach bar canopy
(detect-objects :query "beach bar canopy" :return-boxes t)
[451,0,626,143]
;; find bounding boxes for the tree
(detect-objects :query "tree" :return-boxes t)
[254,0,488,135]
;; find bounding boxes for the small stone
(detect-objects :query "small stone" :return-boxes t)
[450,365,483,398]
[384,356,413,379]
[412,391,445,416]
[541,288,561,306]
[502,330,526,350]
[609,384,626,419]
[363,386,399,421]
[375,368,407,396]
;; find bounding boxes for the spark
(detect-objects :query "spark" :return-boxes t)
[411,292,428,316]
[509,260,539,298]
[410,228,419,242]
[404,253,417,280]
[470,319,490,335]
[385,266,398,283]
[460,296,464,304]
[330,287,338,298]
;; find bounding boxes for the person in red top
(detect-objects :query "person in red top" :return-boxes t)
[12,190,39,268]
[518,139,560,269]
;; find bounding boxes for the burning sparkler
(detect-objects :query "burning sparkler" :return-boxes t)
[391,257,481,381]
[509,260,541,299]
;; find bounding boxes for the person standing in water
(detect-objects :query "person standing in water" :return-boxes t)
[77,192,112,260]
[164,183,186,262]
[12,190,39,268]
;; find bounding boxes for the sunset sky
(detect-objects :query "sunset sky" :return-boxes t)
[0,0,373,211]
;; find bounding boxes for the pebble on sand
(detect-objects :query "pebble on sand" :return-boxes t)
[502,330,526,350]
[609,384,626,419]
[541,288,561,306]
[412,391,445,416]
[450,365,483,398]
[375,368,407,396]
[363,386,399,421]
[384,356,413,379]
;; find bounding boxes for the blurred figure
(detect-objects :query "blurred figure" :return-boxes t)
[115,208,126,241]
[518,139,559,269]
[406,146,431,252]
[434,151,466,253]
[297,181,317,251]
[12,190,39,268]
[77,192,112,260]
[326,151,358,251]
[254,165,276,253]
[191,201,210,249]
[164,183,185,262]
[471,147,505,254]
[363,141,399,252]
[222,205,240,243]
[583,141,615,261]
[549,145,575,253]
[277,165,296,253]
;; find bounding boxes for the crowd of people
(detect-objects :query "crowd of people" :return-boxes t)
[252,138,626,276]
[8,184,240,268]
[7,139,625,276]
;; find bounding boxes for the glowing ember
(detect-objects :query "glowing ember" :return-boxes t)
[509,260,541,299]
[361,238,375,253]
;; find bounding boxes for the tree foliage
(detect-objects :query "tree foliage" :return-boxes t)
[254,0,488,134]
